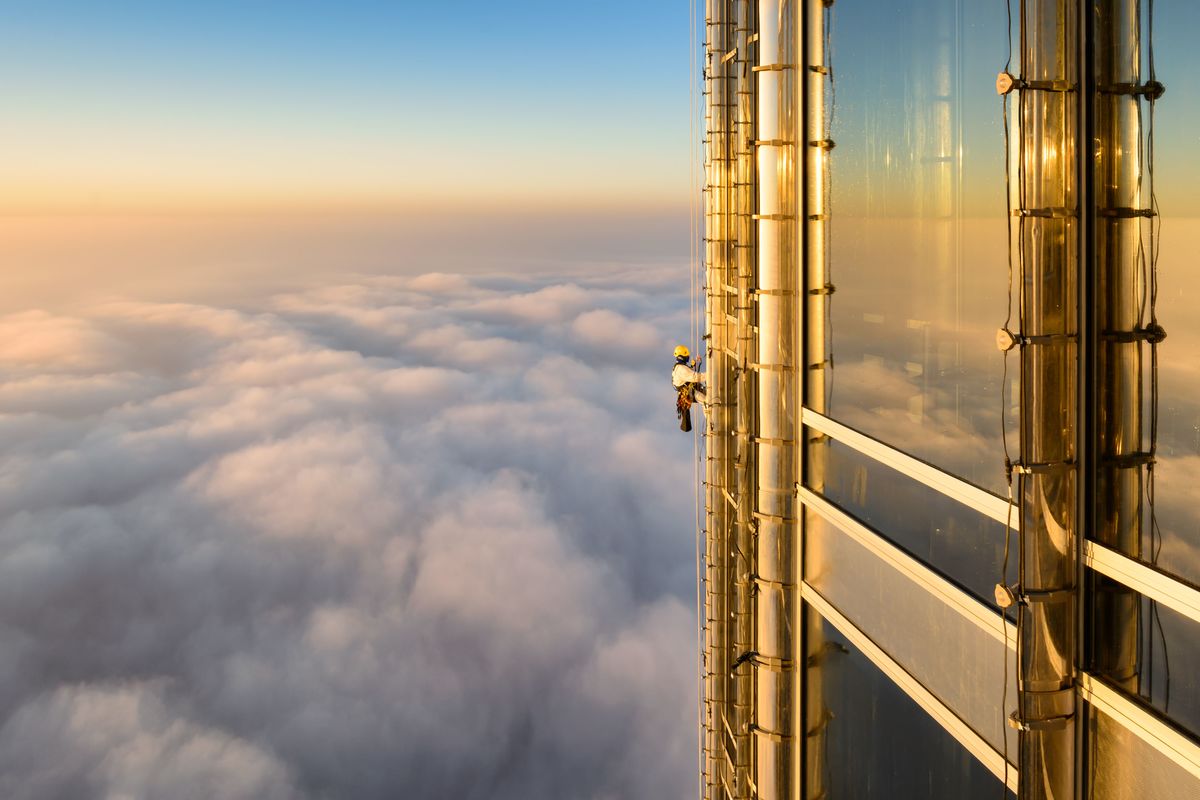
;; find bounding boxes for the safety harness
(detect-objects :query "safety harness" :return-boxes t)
[676,383,696,432]
[677,384,695,414]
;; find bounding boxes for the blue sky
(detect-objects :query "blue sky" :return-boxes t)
[0,1,696,211]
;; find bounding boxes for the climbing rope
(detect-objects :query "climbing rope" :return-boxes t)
[689,0,707,794]
[1142,0,1170,716]
[997,0,1017,793]
[822,2,837,412]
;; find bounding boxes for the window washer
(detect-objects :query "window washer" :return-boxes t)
[672,344,707,432]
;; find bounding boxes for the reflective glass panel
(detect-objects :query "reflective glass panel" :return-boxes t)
[1086,0,1200,746]
[1089,573,1200,741]
[818,0,1013,490]
[810,436,1017,604]
[805,509,1017,759]
[805,607,1013,799]
[1085,701,1200,800]
[1131,0,1200,586]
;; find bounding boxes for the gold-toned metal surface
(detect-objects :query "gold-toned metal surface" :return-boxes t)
[753,1,801,797]
[802,583,1021,793]
[802,499,1019,760]
[696,2,1200,798]
[1009,1,1079,795]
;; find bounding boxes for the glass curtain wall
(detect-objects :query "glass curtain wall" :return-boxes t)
[700,1,1200,797]
[801,0,1017,797]
[815,0,1012,491]
[792,0,1200,796]
[805,611,1007,799]
[805,0,1017,607]
[1130,0,1200,588]
[1084,2,1200,795]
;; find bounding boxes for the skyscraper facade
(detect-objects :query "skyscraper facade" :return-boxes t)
[700,1,1200,797]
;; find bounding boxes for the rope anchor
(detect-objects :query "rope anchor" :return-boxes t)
[996,71,1075,95]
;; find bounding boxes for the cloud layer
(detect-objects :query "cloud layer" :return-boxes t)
[0,267,700,799]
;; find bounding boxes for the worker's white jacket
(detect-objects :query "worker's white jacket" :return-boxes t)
[672,362,704,388]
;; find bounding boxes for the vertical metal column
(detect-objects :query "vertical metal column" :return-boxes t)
[802,0,831,797]
[1090,0,1148,697]
[753,0,800,797]
[704,1,737,795]
[1009,1,1080,797]
[731,0,758,795]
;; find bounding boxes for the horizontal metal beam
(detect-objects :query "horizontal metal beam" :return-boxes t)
[799,471,1200,792]
[1078,672,1200,783]
[803,582,1019,793]
[799,487,1016,648]
[801,408,1014,525]
[1083,540,1200,626]
[800,409,1200,628]
[798,411,1200,786]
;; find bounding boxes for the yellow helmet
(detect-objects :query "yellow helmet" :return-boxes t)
[674,344,690,360]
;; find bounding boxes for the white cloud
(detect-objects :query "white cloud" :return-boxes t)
[570,308,666,363]
[465,283,594,325]
[0,682,297,800]
[0,267,699,799]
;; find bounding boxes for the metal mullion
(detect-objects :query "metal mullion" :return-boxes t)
[798,487,1017,647]
[1078,672,1200,783]
[796,1,813,798]
[1083,540,1200,627]
[800,407,1014,525]
[801,583,1020,793]
[1076,3,1096,794]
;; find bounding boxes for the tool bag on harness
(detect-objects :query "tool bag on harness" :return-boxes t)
[676,384,694,432]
